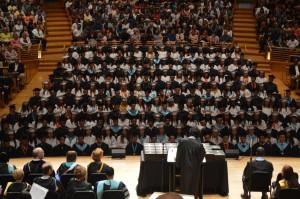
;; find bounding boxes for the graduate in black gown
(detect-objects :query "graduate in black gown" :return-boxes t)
[36,135,53,156]
[87,148,111,181]
[125,134,143,155]
[176,131,205,195]
[53,135,71,156]
[23,147,46,183]
[57,151,78,179]
[0,152,16,174]
[236,131,250,156]
[73,134,90,156]
[90,135,110,156]
[271,131,292,156]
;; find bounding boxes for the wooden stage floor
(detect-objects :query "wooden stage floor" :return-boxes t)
[10,156,300,199]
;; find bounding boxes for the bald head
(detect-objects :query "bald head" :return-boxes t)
[156,193,183,199]
[33,147,44,159]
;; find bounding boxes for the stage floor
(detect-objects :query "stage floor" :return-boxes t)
[10,156,300,199]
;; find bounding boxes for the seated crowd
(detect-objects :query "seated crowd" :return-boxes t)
[1,42,300,158]
[0,148,130,199]
[66,0,234,44]
[0,0,45,105]
[255,0,300,52]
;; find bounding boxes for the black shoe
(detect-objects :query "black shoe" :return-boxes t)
[241,193,250,199]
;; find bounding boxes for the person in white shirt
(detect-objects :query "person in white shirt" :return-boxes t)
[32,25,47,50]
[286,36,299,49]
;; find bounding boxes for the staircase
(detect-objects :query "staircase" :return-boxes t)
[233,8,270,73]
[39,2,72,71]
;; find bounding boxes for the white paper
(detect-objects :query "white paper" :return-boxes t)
[167,148,177,163]
[30,183,48,199]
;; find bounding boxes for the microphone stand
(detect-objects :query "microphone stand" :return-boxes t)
[248,137,253,197]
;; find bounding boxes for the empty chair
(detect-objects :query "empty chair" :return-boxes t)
[60,173,75,189]
[88,173,107,186]
[73,191,96,199]
[278,188,300,199]
[248,172,272,198]
[102,190,125,199]
[6,192,31,199]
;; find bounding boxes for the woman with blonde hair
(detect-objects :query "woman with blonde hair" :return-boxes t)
[4,169,31,196]
[87,148,111,178]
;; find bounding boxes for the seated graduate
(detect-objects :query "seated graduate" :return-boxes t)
[90,135,110,156]
[252,131,272,156]
[66,165,93,199]
[241,147,273,199]
[53,135,71,156]
[33,163,58,192]
[72,134,90,156]
[271,131,292,156]
[57,151,78,179]
[0,138,17,158]
[23,147,46,182]
[271,165,300,199]
[236,131,250,156]
[36,134,53,157]
[15,136,34,157]
[3,169,31,197]
[219,130,235,150]
[96,167,129,199]
[0,152,16,174]
[87,148,111,179]
[125,134,143,155]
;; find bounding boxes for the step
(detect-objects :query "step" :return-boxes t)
[233,27,257,33]
[47,21,70,26]
[47,17,69,22]
[47,13,67,17]
[234,37,257,44]
[234,22,256,28]
[234,32,257,39]
[235,9,253,14]
[47,26,70,31]
[38,66,57,71]
[47,36,72,42]
[234,18,256,23]
[245,49,260,56]
[47,31,72,37]
[44,48,65,54]
[245,55,269,63]
[47,41,71,48]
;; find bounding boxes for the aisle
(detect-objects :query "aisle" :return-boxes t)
[10,156,300,199]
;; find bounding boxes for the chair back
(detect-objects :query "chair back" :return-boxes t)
[0,174,15,193]
[278,188,300,199]
[26,173,43,184]
[87,173,107,186]
[6,192,32,199]
[60,173,75,189]
[73,191,96,199]
[102,190,125,199]
[249,172,272,192]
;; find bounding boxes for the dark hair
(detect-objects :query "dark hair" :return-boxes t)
[106,167,114,177]
[256,147,265,156]
[66,151,77,162]
[282,165,294,181]
[42,163,53,175]
[156,192,183,199]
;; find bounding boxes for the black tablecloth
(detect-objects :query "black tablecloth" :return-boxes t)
[136,159,229,196]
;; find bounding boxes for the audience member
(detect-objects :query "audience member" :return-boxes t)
[156,192,184,199]
[241,147,273,199]
[0,152,16,174]
[87,148,110,177]
[66,165,93,199]
[3,169,31,197]
[57,151,78,178]
[96,167,129,199]
[271,165,300,198]
[23,147,46,182]
[33,163,58,192]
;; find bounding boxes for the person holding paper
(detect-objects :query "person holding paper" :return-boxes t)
[33,163,58,192]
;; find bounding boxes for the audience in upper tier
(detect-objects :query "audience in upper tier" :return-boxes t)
[255,0,300,51]
[66,0,234,44]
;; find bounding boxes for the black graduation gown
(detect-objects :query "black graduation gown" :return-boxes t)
[271,143,292,156]
[36,142,53,156]
[53,144,71,156]
[125,142,143,155]
[90,142,110,155]
[15,145,34,157]
[252,142,272,156]
[73,143,90,156]
[57,162,77,177]
[176,138,205,195]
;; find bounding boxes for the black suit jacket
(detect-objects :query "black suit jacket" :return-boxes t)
[8,62,25,73]
[243,159,273,183]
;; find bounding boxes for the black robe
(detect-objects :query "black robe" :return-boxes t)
[176,138,205,195]
[90,142,110,156]
[125,142,143,155]
[53,144,71,156]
